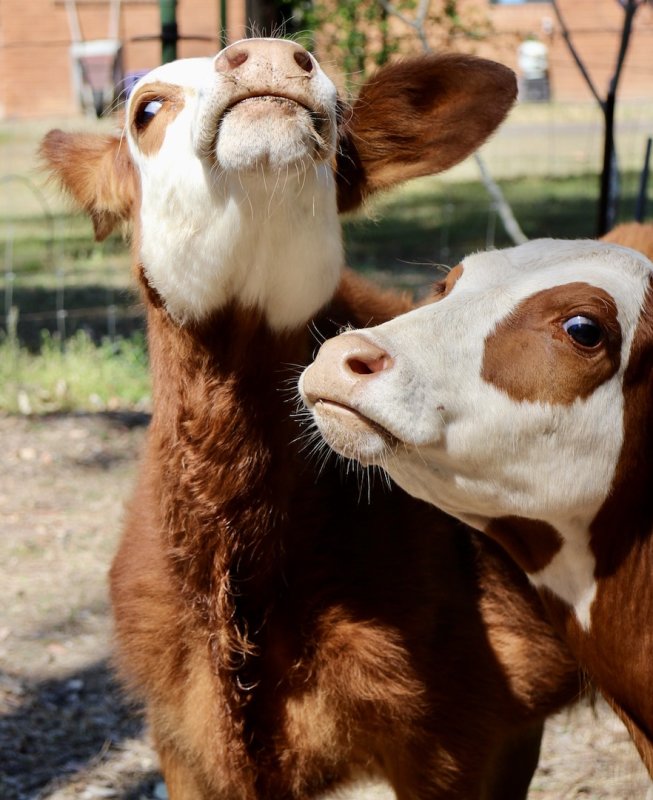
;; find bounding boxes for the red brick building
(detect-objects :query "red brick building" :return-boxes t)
[478,0,653,102]
[0,0,651,119]
[0,0,248,118]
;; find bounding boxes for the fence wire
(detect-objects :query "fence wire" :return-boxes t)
[1,101,651,349]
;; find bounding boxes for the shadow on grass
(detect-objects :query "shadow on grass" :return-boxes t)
[0,661,156,800]
[343,173,641,281]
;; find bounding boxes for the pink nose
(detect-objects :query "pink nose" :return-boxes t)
[302,333,393,406]
[214,39,314,76]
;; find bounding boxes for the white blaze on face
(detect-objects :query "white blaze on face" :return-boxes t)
[125,40,343,329]
[301,239,653,628]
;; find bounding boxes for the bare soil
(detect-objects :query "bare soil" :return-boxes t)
[0,413,651,799]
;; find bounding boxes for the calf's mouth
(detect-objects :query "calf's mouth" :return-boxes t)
[203,89,333,172]
[309,397,398,464]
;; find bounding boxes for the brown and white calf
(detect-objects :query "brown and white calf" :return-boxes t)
[42,40,580,800]
[301,237,653,775]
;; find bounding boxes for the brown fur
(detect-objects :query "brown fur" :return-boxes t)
[601,221,653,261]
[129,83,187,156]
[41,50,581,799]
[109,283,580,799]
[336,55,517,212]
[486,518,563,575]
[40,130,136,240]
[542,278,653,774]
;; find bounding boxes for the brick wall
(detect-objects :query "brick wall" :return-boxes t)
[480,0,653,102]
[0,0,245,118]
[1,0,652,118]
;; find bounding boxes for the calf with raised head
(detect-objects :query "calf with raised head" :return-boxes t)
[301,238,653,775]
[42,40,580,800]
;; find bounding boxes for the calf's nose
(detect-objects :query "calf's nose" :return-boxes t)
[302,333,393,406]
[214,38,315,78]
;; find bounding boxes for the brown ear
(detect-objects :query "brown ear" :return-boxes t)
[336,54,517,213]
[40,130,137,241]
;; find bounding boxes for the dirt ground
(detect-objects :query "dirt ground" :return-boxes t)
[1,413,651,800]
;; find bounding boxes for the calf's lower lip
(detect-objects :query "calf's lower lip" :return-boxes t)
[220,94,319,128]
[213,94,330,155]
[313,398,398,445]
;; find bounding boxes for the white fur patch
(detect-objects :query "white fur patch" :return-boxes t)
[127,44,343,329]
[529,521,599,631]
[317,778,395,799]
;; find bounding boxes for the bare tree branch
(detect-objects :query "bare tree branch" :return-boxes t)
[379,0,430,49]
[610,0,638,96]
[378,0,417,31]
[379,0,527,245]
[549,0,604,108]
[550,0,645,232]
[473,153,528,245]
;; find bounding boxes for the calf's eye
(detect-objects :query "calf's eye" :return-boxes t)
[135,99,163,130]
[562,315,603,348]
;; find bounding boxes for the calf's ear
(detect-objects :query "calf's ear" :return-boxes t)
[40,130,137,241]
[336,54,517,212]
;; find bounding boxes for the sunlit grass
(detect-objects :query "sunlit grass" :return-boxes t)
[0,327,150,414]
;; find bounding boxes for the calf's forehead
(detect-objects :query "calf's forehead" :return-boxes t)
[459,240,653,329]
[130,57,213,100]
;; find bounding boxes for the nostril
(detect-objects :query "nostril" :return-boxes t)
[293,50,313,73]
[216,47,248,72]
[346,354,392,376]
[348,358,374,375]
[228,49,248,68]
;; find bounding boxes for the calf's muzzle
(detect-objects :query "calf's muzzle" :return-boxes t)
[301,333,393,408]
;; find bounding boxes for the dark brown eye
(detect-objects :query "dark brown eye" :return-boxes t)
[562,315,603,348]
[135,99,163,130]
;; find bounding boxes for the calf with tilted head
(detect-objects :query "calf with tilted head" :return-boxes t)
[301,238,653,776]
[42,39,581,800]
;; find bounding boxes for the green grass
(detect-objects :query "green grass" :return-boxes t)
[0,329,151,414]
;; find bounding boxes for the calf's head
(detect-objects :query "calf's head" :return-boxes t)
[41,38,516,330]
[300,240,653,621]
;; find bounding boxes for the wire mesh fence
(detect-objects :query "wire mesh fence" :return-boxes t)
[0,173,144,349]
[0,100,651,349]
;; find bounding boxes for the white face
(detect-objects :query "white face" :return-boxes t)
[300,240,653,626]
[125,39,342,328]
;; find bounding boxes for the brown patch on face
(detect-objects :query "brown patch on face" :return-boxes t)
[130,82,187,157]
[486,517,563,574]
[589,277,653,575]
[482,282,622,405]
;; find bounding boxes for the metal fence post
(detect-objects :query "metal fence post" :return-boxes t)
[160,0,178,64]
